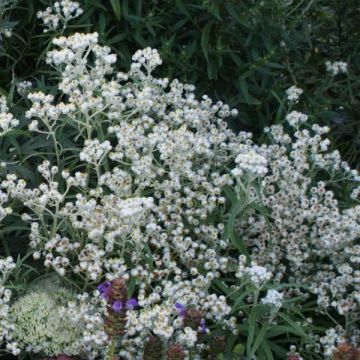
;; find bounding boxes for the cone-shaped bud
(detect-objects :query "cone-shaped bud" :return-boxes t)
[103,278,128,337]
[167,344,186,360]
[183,308,202,330]
[333,343,360,360]
[288,355,300,360]
[143,335,164,360]
[210,335,226,355]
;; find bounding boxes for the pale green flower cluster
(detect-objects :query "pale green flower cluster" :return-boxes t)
[9,291,81,356]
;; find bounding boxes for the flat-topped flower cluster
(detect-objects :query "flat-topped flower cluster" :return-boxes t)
[0,30,359,359]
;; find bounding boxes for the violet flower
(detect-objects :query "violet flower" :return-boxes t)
[112,300,123,313]
[175,302,186,317]
[97,280,111,299]
[125,298,138,310]
[200,319,207,334]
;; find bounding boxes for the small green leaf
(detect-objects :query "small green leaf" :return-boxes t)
[277,312,309,339]
[247,306,258,355]
[110,0,121,20]
[98,12,106,34]
[122,0,129,18]
[201,22,213,62]
[249,323,269,358]
[127,277,136,297]
[175,0,191,18]
[259,340,274,360]
[225,3,250,29]
[239,78,249,102]
[207,60,218,80]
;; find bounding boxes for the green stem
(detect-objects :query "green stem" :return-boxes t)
[108,336,117,360]
[50,131,61,168]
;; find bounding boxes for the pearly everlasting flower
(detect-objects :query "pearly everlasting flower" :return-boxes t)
[285,110,308,127]
[0,257,17,355]
[79,139,112,165]
[131,47,162,77]
[0,189,12,222]
[286,85,303,103]
[261,289,284,310]
[37,0,83,33]
[0,96,19,136]
[16,80,33,97]
[325,61,348,76]
[178,327,198,348]
[320,328,347,358]
[236,258,273,288]
[232,149,268,177]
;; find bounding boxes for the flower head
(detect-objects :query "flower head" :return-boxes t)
[97,281,111,299]
[175,303,186,317]
[112,300,123,313]
[125,298,138,310]
[200,319,206,334]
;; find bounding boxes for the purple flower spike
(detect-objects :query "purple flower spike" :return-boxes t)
[112,300,123,313]
[97,281,111,299]
[175,302,186,317]
[200,319,207,334]
[125,298,138,310]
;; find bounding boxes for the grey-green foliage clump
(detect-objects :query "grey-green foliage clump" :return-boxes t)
[9,290,81,356]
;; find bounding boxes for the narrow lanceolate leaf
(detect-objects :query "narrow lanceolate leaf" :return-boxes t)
[224,3,250,29]
[249,323,269,358]
[239,78,249,102]
[201,21,213,62]
[110,0,121,20]
[259,340,274,360]
[277,312,309,339]
[246,306,258,356]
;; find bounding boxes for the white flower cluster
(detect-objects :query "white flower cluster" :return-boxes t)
[232,148,268,177]
[131,47,163,77]
[0,206,15,351]
[16,80,32,97]
[0,179,15,350]
[62,292,108,358]
[37,0,83,33]
[285,85,303,103]
[0,188,12,222]
[325,60,348,76]
[178,327,198,348]
[236,256,272,288]
[261,289,283,310]
[285,110,308,127]
[0,257,17,355]
[319,327,347,358]
[240,122,360,321]
[0,96,19,136]
[0,256,15,280]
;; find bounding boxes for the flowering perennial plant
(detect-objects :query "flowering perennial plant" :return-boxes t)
[37,0,83,33]
[0,29,359,359]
